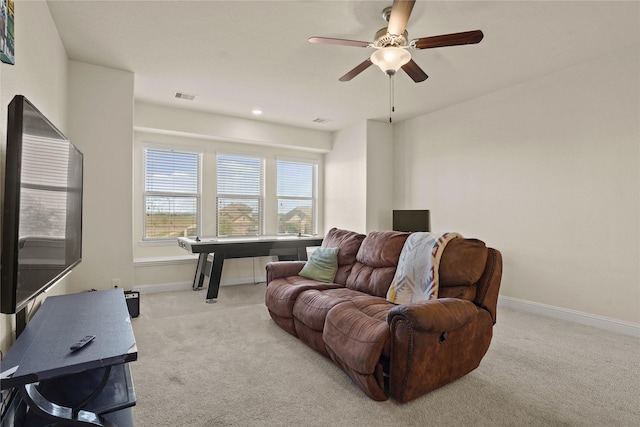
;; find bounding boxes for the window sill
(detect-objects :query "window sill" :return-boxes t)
[138,239,185,247]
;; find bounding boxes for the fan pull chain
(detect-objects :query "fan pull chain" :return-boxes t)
[389,74,395,123]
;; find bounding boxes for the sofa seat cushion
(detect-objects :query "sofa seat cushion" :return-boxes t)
[323,296,395,370]
[265,276,343,321]
[323,296,395,400]
[292,288,364,332]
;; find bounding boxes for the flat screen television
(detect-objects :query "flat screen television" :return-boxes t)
[1,95,83,316]
[393,209,431,232]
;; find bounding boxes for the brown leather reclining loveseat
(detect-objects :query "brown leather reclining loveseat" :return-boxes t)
[265,227,502,402]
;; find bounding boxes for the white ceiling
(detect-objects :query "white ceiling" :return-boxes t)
[47,1,640,132]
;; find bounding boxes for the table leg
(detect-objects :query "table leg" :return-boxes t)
[205,252,224,303]
[193,253,209,290]
[296,247,309,261]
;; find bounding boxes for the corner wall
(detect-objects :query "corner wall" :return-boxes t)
[66,61,134,293]
[324,122,367,233]
[324,120,393,234]
[393,45,640,324]
[365,120,393,232]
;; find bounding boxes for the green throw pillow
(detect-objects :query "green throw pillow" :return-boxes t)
[299,247,339,283]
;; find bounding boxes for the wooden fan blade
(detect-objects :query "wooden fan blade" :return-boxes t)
[339,59,373,82]
[412,30,484,49]
[401,59,428,82]
[388,0,416,36]
[309,37,370,48]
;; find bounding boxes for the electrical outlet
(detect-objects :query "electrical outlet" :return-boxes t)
[111,278,121,288]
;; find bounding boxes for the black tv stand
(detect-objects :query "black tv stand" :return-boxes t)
[0,289,138,426]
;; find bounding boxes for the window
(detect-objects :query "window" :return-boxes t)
[216,154,264,236]
[144,148,200,240]
[277,160,317,235]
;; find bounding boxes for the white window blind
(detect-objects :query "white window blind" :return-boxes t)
[277,160,317,235]
[144,148,200,239]
[216,154,264,236]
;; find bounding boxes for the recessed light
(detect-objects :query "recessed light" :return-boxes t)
[252,109,263,116]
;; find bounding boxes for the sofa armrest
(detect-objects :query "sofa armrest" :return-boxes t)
[387,298,494,402]
[265,261,306,284]
[386,298,479,333]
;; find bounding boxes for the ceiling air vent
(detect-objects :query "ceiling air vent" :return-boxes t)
[175,92,196,101]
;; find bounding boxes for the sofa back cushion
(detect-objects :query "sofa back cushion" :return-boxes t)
[321,228,366,285]
[346,231,409,297]
[439,238,488,287]
[437,238,488,301]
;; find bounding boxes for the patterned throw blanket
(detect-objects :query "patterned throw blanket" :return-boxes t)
[386,232,462,304]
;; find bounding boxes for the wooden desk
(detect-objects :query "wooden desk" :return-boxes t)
[0,289,137,426]
[177,235,323,302]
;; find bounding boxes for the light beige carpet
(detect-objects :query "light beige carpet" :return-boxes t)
[129,284,639,426]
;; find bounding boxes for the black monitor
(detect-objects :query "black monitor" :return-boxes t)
[393,210,430,232]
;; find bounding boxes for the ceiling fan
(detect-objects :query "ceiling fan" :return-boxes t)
[309,0,484,83]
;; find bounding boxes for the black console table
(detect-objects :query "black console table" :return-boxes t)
[0,289,137,426]
[177,235,323,303]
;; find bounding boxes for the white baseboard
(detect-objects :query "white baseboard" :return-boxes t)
[135,281,193,294]
[135,278,264,295]
[499,296,640,338]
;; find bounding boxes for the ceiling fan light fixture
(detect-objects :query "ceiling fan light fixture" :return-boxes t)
[370,46,411,75]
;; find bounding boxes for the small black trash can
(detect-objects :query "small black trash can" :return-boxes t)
[125,290,140,318]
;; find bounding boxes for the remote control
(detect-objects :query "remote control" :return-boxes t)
[70,335,96,352]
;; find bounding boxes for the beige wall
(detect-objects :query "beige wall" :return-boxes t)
[393,45,640,324]
[135,102,333,153]
[1,0,70,354]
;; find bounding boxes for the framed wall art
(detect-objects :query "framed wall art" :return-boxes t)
[1,0,14,65]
